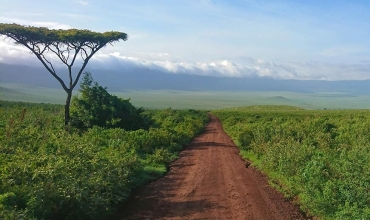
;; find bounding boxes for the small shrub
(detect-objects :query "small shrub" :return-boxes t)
[237,130,254,150]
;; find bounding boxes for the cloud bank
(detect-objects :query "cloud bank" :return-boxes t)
[1,41,370,81]
[88,52,370,81]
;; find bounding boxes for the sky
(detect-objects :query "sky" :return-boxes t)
[1,0,370,80]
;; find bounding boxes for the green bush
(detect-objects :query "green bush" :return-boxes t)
[237,130,254,151]
[0,101,208,219]
[71,72,150,130]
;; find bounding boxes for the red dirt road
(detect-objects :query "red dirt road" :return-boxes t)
[115,115,308,220]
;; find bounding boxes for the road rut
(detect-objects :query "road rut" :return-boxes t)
[114,114,308,220]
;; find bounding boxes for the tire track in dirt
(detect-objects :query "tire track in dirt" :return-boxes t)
[113,114,308,220]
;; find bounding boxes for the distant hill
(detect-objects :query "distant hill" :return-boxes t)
[1,62,370,94]
[266,96,292,102]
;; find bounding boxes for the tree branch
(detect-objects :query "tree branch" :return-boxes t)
[71,44,103,90]
[68,65,73,87]
[37,53,69,92]
[80,47,88,61]
[48,43,69,65]
[19,40,69,92]
[40,53,56,74]
[70,45,81,67]
[66,46,71,62]
[40,44,49,54]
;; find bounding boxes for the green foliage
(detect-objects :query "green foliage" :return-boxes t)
[70,72,150,130]
[0,23,127,45]
[237,130,254,151]
[0,101,208,219]
[213,106,370,219]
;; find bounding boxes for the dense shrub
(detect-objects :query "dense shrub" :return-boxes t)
[0,102,208,219]
[71,72,150,130]
[213,106,370,219]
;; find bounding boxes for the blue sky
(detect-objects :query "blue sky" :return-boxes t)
[1,0,370,80]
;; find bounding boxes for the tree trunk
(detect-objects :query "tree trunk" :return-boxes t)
[65,90,72,127]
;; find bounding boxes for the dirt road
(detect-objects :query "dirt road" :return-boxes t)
[115,115,308,220]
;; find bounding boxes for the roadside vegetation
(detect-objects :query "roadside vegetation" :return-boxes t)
[213,106,370,219]
[3,71,369,220]
[0,74,208,219]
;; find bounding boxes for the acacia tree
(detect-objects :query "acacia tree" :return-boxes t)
[0,23,127,126]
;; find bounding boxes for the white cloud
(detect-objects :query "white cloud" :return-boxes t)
[0,39,38,64]
[31,22,71,29]
[75,0,88,6]
[88,52,370,80]
[130,52,172,61]
[1,42,370,81]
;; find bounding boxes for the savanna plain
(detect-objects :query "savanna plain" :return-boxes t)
[1,85,370,220]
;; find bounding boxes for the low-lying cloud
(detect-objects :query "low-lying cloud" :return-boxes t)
[1,41,370,81]
[89,52,370,81]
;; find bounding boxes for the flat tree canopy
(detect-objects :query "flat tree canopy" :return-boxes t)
[0,23,127,126]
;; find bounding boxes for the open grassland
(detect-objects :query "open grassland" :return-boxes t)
[212,106,370,219]
[3,83,370,109]
[0,101,208,219]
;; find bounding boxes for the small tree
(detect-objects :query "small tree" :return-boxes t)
[0,23,127,127]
